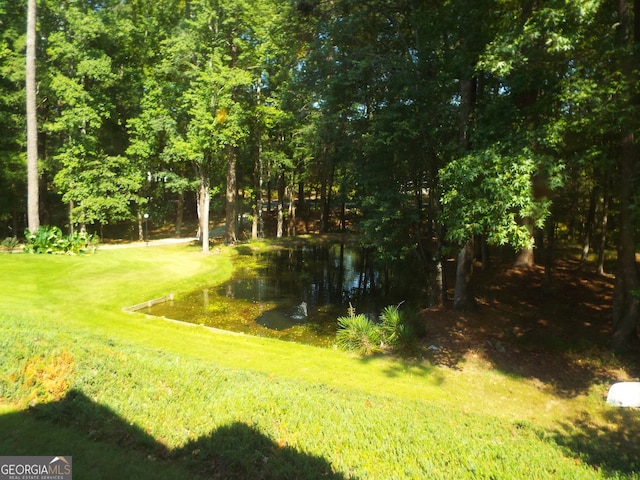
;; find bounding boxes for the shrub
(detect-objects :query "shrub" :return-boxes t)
[1,236,19,253]
[336,312,381,355]
[337,303,419,355]
[24,226,97,255]
[68,228,98,254]
[379,304,415,352]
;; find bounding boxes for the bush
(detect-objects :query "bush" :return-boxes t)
[379,304,415,352]
[1,236,19,253]
[24,226,98,255]
[336,312,381,355]
[337,303,418,355]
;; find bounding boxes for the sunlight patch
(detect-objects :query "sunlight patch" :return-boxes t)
[10,350,74,408]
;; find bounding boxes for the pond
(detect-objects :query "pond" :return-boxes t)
[143,243,426,347]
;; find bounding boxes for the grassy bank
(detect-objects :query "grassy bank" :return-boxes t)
[0,243,638,479]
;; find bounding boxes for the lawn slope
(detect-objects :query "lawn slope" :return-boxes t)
[0,244,637,479]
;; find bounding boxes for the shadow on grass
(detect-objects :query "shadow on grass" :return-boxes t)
[355,351,440,381]
[420,259,638,398]
[234,245,255,256]
[0,390,349,480]
[549,409,640,477]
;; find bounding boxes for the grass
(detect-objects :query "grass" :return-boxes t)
[0,242,638,478]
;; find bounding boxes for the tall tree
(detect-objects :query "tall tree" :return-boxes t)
[0,0,28,235]
[25,0,38,232]
[611,0,640,352]
[41,0,144,233]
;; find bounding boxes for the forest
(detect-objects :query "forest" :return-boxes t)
[1,0,639,351]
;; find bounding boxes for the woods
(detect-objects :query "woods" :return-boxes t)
[1,0,639,350]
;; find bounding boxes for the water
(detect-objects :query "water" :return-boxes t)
[144,243,425,347]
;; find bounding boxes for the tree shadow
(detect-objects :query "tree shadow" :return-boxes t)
[354,350,441,382]
[0,390,349,480]
[549,409,640,477]
[234,245,255,256]
[420,259,640,398]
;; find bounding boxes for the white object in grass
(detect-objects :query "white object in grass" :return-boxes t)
[606,382,640,407]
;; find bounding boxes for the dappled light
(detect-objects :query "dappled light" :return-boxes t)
[354,353,438,380]
[551,409,640,477]
[421,257,637,398]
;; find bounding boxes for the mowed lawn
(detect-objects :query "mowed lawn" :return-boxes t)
[0,243,638,479]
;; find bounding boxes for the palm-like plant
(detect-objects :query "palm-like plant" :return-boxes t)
[336,313,381,355]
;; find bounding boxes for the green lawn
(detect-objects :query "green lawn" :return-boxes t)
[0,243,637,479]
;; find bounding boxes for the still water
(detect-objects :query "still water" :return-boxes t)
[145,243,425,347]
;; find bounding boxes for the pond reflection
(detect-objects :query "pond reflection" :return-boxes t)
[145,243,424,347]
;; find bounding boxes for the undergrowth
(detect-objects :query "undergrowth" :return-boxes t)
[23,225,97,255]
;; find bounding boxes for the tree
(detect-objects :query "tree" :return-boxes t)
[296,0,459,305]
[130,0,286,252]
[440,0,612,308]
[41,0,143,233]
[611,0,640,352]
[0,0,28,235]
[26,0,38,233]
[440,147,552,267]
[3,0,640,352]
[127,77,192,239]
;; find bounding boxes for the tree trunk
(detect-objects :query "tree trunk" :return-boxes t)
[340,166,347,232]
[513,216,535,268]
[425,174,446,306]
[612,133,640,352]
[580,186,598,263]
[319,178,328,233]
[514,245,535,268]
[252,203,258,238]
[298,180,307,220]
[454,239,476,311]
[320,164,334,234]
[198,170,210,254]
[287,176,296,236]
[453,71,478,310]
[597,190,609,275]
[542,216,555,296]
[26,0,39,233]
[68,201,74,235]
[175,191,184,237]
[266,162,272,215]
[276,172,285,238]
[254,150,263,239]
[425,253,445,308]
[611,0,640,352]
[433,259,444,307]
[137,210,144,242]
[225,146,237,245]
[253,83,264,239]
[459,78,476,149]
[477,235,489,271]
